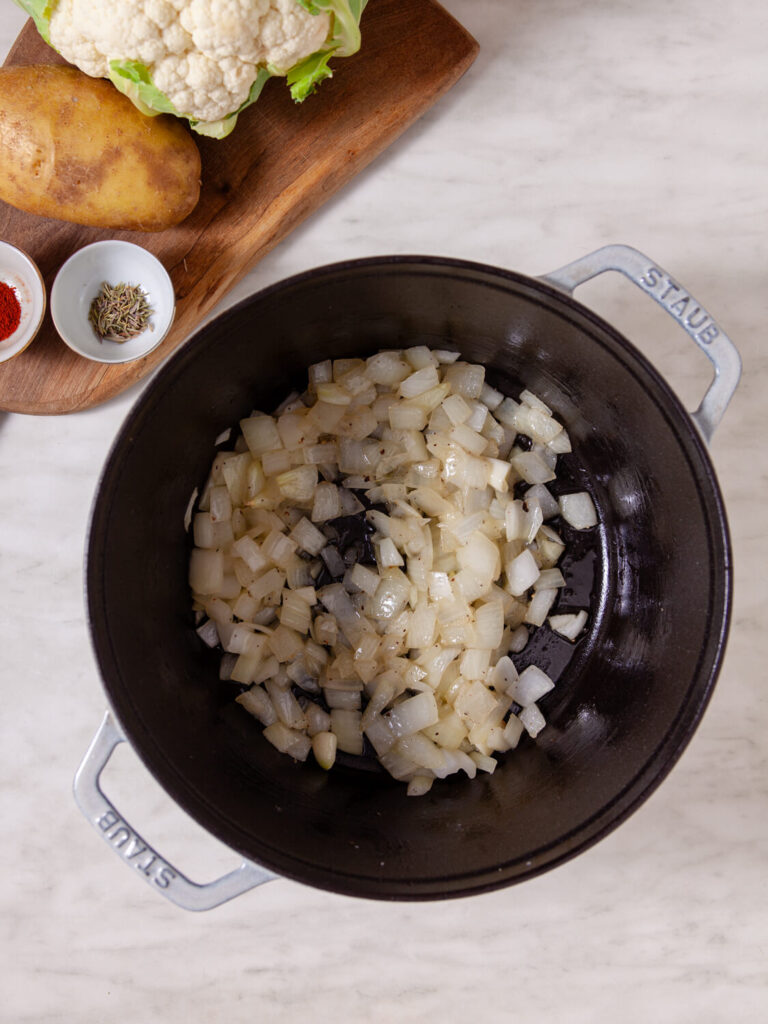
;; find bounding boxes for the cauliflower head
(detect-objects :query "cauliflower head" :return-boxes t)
[15,0,368,138]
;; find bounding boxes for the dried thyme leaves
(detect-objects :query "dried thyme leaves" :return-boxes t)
[88,281,153,343]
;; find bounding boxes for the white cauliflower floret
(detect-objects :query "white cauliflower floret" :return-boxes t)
[48,0,331,125]
[180,0,327,71]
[154,52,257,125]
[50,1,178,77]
[145,0,179,30]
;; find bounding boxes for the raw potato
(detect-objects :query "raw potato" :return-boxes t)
[0,65,201,231]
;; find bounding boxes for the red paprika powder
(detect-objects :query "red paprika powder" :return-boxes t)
[0,281,22,341]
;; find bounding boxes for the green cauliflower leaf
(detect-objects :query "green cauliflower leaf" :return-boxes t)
[13,0,56,44]
[288,1,368,102]
[108,60,180,117]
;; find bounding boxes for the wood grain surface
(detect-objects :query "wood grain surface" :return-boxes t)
[0,2,477,415]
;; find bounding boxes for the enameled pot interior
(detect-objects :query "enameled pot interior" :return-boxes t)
[87,258,731,899]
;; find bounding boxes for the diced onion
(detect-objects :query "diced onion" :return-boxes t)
[469,750,497,774]
[490,654,518,693]
[376,536,405,568]
[387,691,439,739]
[510,450,557,485]
[311,482,342,522]
[263,721,311,761]
[289,517,327,556]
[506,549,540,596]
[400,366,440,398]
[502,714,525,748]
[241,415,281,456]
[236,686,277,726]
[549,609,589,640]
[232,535,268,573]
[511,665,555,706]
[189,349,598,795]
[265,679,307,730]
[347,563,380,596]
[559,491,598,530]
[509,627,531,655]
[526,483,559,520]
[330,708,364,755]
[306,703,332,736]
[519,703,546,738]
[189,548,223,596]
[525,587,557,627]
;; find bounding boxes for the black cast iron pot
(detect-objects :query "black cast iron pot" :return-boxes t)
[75,245,740,910]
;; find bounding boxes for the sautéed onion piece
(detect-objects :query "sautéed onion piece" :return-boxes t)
[188,350,597,794]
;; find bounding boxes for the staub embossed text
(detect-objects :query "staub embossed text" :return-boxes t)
[639,266,720,345]
[96,808,177,889]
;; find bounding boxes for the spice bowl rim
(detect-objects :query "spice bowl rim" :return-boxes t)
[0,240,47,364]
[50,240,176,365]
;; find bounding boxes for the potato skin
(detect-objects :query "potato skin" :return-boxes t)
[0,65,201,231]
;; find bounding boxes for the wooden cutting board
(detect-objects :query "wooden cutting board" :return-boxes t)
[0,3,477,415]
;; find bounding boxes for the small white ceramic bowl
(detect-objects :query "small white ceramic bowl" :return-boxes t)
[51,240,176,364]
[0,241,47,364]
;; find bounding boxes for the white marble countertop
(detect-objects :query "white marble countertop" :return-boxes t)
[1,1,766,1020]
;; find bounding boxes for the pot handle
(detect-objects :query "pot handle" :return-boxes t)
[540,244,741,443]
[73,713,277,911]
